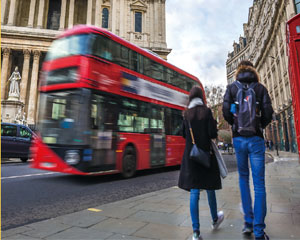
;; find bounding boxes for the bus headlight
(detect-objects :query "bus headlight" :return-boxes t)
[65,150,80,165]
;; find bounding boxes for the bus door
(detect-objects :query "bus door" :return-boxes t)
[90,93,118,171]
[149,106,166,167]
[165,108,185,165]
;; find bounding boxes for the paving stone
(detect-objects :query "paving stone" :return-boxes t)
[45,226,113,239]
[24,219,71,239]
[132,202,180,213]
[141,195,169,203]
[194,228,245,240]
[179,215,212,229]
[92,206,139,219]
[265,212,293,225]
[106,233,155,240]
[54,209,108,227]
[264,223,300,239]
[133,223,191,240]
[3,233,40,240]
[2,226,33,238]
[271,203,295,214]
[90,218,147,235]
[225,209,243,219]
[159,197,190,206]
[292,213,300,225]
[128,210,188,226]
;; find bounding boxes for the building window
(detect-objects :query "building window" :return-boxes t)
[47,0,62,30]
[102,8,109,28]
[135,12,142,33]
[296,0,300,13]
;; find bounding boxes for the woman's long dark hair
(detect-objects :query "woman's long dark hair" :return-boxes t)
[184,86,207,121]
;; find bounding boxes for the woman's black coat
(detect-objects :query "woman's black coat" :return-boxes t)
[178,106,222,191]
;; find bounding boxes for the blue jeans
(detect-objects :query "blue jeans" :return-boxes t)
[233,136,266,238]
[190,189,218,232]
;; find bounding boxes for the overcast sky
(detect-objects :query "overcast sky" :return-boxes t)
[166,0,253,87]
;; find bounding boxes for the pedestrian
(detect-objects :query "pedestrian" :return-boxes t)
[269,140,273,151]
[178,86,224,240]
[222,60,273,240]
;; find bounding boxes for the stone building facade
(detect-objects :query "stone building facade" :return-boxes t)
[1,0,171,125]
[226,0,299,153]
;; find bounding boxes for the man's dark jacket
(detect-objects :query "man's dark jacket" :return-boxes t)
[222,65,274,138]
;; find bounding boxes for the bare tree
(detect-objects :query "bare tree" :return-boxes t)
[204,85,225,108]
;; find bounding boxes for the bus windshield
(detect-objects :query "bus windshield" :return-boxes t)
[45,34,91,61]
[38,90,90,145]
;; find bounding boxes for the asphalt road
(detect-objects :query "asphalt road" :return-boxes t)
[1,154,272,230]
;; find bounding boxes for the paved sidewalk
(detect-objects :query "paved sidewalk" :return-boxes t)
[2,155,300,240]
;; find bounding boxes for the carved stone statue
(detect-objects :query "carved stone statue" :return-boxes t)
[8,66,21,100]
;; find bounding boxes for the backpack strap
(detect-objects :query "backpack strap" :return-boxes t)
[248,82,258,90]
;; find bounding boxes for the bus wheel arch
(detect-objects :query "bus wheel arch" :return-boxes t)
[121,144,137,178]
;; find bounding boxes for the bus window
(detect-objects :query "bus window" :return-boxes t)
[186,78,195,92]
[46,34,90,61]
[91,94,118,131]
[171,109,183,136]
[118,98,150,133]
[143,57,152,77]
[150,106,164,133]
[138,54,144,74]
[164,108,172,135]
[91,35,112,61]
[151,61,164,82]
[165,68,173,84]
[129,50,139,72]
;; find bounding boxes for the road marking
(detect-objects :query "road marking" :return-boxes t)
[88,208,102,212]
[2,172,57,180]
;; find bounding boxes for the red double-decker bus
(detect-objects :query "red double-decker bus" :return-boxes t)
[31,25,204,177]
[287,14,300,159]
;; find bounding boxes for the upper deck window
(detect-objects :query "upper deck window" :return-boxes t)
[135,12,142,33]
[297,26,300,34]
[295,0,300,13]
[46,34,90,61]
[102,8,109,28]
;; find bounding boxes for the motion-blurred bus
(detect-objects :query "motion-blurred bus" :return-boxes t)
[31,25,204,177]
[287,14,300,158]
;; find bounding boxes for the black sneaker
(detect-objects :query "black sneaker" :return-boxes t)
[255,232,270,240]
[242,225,253,236]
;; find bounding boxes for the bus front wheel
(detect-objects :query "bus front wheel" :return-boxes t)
[122,147,136,178]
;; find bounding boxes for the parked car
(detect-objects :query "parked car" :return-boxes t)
[1,123,35,162]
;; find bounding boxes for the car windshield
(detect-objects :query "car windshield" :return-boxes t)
[37,89,90,145]
[45,34,91,61]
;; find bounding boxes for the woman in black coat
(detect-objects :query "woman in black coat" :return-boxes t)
[178,86,224,240]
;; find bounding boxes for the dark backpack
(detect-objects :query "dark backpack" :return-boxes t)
[234,81,259,136]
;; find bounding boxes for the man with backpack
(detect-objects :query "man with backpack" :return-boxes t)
[222,60,273,240]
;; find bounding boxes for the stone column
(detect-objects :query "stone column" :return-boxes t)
[20,50,31,104]
[1,48,11,100]
[111,0,117,32]
[1,0,8,24]
[68,0,75,28]
[59,0,67,30]
[87,0,93,25]
[161,0,166,43]
[95,0,101,27]
[7,0,17,26]
[27,0,37,27]
[153,0,158,45]
[37,0,45,28]
[120,0,125,37]
[27,51,41,124]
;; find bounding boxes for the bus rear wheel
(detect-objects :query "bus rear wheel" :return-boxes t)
[122,147,136,178]
[21,158,28,162]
